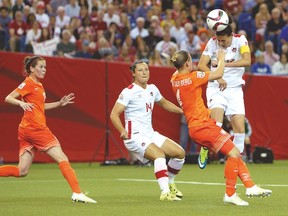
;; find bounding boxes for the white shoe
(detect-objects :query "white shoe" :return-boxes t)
[246,185,272,198]
[71,192,97,203]
[223,193,249,206]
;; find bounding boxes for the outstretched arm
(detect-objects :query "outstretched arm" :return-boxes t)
[45,93,75,110]
[110,102,128,140]
[5,91,34,111]
[157,97,183,114]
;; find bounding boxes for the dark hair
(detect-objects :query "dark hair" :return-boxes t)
[23,56,45,75]
[130,59,149,72]
[216,11,233,36]
[170,50,190,69]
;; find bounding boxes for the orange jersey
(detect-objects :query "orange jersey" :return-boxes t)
[15,77,47,129]
[171,71,211,128]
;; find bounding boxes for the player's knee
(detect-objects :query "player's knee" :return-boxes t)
[19,169,29,177]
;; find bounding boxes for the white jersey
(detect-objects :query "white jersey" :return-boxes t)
[117,83,162,137]
[203,34,249,88]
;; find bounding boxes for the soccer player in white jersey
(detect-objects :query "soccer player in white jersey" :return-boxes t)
[110,60,185,201]
[197,17,251,169]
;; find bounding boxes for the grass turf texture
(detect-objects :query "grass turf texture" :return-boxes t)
[0,161,287,216]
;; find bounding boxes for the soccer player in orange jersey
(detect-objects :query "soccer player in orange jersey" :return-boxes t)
[0,56,96,203]
[170,50,272,206]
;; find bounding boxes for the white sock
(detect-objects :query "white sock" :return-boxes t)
[233,133,245,153]
[154,158,169,193]
[167,158,185,184]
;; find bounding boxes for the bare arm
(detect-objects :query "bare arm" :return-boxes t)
[156,97,183,114]
[45,93,75,110]
[110,102,128,140]
[198,54,211,71]
[208,49,225,81]
[225,52,251,67]
[5,91,34,111]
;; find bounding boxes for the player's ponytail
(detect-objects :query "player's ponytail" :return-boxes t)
[171,50,190,69]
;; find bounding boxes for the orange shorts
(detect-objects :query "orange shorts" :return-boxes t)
[18,126,60,157]
[189,119,231,154]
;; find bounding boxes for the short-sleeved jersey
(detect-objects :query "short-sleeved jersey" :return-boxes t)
[15,77,46,129]
[171,71,210,128]
[202,34,250,87]
[116,83,162,137]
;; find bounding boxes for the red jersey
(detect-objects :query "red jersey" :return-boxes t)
[15,77,47,129]
[171,70,211,128]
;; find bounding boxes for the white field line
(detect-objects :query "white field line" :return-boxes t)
[117,178,288,187]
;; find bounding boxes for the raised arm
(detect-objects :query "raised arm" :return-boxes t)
[44,93,75,110]
[208,49,226,81]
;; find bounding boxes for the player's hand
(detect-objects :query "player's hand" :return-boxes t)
[120,130,129,140]
[59,93,75,106]
[217,49,225,61]
[20,101,34,111]
[217,78,227,91]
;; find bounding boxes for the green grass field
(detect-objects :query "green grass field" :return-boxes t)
[1,160,287,216]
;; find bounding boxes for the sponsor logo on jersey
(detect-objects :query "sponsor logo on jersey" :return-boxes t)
[141,142,146,147]
[232,47,237,52]
[197,71,205,78]
[18,83,26,89]
[150,92,153,96]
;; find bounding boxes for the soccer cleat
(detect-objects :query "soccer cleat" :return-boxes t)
[71,192,97,203]
[223,193,249,206]
[169,183,183,198]
[198,147,209,169]
[246,185,272,198]
[160,191,181,201]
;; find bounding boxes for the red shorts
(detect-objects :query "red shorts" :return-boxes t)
[189,119,231,154]
[18,126,60,157]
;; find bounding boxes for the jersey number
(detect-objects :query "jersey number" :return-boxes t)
[146,103,152,112]
[176,89,183,108]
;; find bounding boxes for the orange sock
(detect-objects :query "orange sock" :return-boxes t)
[238,159,255,188]
[0,165,20,177]
[59,161,81,193]
[225,157,239,196]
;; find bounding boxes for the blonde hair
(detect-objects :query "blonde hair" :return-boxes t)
[171,50,190,69]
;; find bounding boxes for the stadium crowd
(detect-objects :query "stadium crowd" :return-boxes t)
[0,0,287,74]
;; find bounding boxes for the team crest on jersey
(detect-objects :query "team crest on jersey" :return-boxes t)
[232,47,237,52]
[150,92,153,96]
[197,71,205,78]
[141,142,146,147]
[18,82,26,89]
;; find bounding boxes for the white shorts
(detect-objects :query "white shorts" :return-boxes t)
[123,131,167,163]
[206,86,245,119]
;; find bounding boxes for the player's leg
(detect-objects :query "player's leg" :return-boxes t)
[198,107,225,169]
[161,138,185,198]
[144,143,181,201]
[230,114,245,153]
[46,145,96,203]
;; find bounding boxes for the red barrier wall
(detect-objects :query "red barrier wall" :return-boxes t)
[0,51,287,162]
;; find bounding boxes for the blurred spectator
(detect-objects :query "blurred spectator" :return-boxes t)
[266,7,285,53]
[75,39,92,59]
[160,9,175,29]
[92,9,107,34]
[8,10,28,52]
[161,0,173,12]
[150,15,163,38]
[198,28,209,53]
[64,0,80,18]
[78,0,89,12]
[135,35,150,60]
[104,21,117,46]
[130,16,148,40]
[251,50,272,74]
[12,0,24,19]
[69,16,81,40]
[115,44,135,63]
[118,12,131,37]
[55,6,70,30]
[179,8,189,27]
[223,0,242,21]
[49,0,68,16]
[278,24,288,54]
[251,0,265,19]
[154,32,178,66]
[36,1,50,28]
[92,37,114,60]
[255,3,271,44]
[79,5,89,20]
[56,29,76,56]
[187,4,198,24]
[271,53,288,75]
[0,6,12,50]
[180,29,201,59]
[26,13,37,29]
[0,0,12,9]
[103,4,120,26]
[134,0,150,19]
[38,27,52,42]
[143,26,161,53]
[25,19,41,52]
[169,17,185,47]
[263,40,279,66]
[22,5,31,22]
[79,15,95,42]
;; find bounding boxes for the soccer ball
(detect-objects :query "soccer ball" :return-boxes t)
[206,9,229,32]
